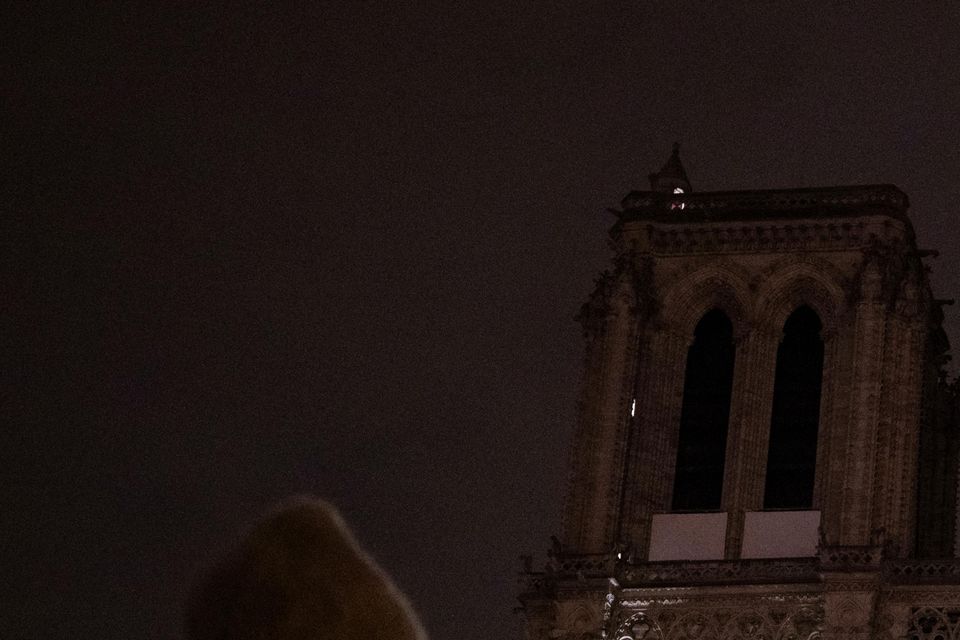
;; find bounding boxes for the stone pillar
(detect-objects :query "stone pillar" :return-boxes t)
[813,327,841,511]
[619,325,690,557]
[819,546,883,640]
[723,324,779,558]
[561,274,639,553]
[821,575,881,640]
[819,323,855,545]
[872,306,925,556]
[875,600,910,640]
[838,258,887,546]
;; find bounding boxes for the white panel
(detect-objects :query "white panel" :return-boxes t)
[741,510,820,558]
[648,512,727,561]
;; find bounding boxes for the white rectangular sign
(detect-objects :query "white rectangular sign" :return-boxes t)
[741,510,820,558]
[648,512,728,561]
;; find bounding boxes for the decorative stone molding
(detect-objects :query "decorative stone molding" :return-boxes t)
[612,599,824,640]
[819,545,884,570]
[554,554,618,576]
[904,607,960,640]
[619,559,819,587]
[556,599,605,640]
[640,221,870,255]
[619,185,908,217]
[885,561,960,584]
[614,612,664,640]
[881,590,960,606]
[658,261,753,341]
[753,260,848,337]
[620,593,823,610]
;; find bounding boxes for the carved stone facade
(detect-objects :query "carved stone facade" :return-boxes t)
[519,150,960,640]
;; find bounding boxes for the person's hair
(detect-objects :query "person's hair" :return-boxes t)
[185,496,427,640]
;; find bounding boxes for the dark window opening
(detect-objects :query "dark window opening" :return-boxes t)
[763,305,824,509]
[672,309,736,511]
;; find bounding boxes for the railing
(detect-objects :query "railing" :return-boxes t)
[518,555,820,593]
[885,560,960,584]
[620,558,820,586]
[619,184,908,217]
[518,553,960,596]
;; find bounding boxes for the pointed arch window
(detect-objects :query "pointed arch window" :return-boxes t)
[763,305,824,509]
[672,309,736,511]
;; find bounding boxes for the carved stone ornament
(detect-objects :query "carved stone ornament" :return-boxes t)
[612,604,824,640]
[906,607,960,640]
[615,612,664,640]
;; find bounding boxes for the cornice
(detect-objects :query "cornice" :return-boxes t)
[622,216,914,257]
[520,556,960,597]
[884,559,960,585]
[620,558,821,587]
[617,185,909,222]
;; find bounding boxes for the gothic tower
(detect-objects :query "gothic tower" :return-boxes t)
[519,149,960,640]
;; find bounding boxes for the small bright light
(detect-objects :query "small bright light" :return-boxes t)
[630,398,636,417]
[617,551,622,560]
[673,187,684,194]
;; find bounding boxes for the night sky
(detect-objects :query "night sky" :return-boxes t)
[7,3,960,639]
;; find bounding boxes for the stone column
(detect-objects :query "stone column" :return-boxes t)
[813,327,840,510]
[818,322,855,545]
[561,275,639,553]
[871,282,925,556]
[619,325,690,558]
[821,572,881,640]
[819,544,884,640]
[875,600,910,640]
[723,324,780,558]
[838,258,887,546]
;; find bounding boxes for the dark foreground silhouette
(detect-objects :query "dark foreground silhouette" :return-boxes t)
[186,497,428,640]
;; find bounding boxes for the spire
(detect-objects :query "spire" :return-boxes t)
[648,142,692,193]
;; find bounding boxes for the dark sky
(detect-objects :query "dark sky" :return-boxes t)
[7,3,960,639]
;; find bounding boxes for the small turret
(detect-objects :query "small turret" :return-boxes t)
[648,142,691,193]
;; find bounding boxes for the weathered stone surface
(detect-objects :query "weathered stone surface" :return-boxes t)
[520,155,960,639]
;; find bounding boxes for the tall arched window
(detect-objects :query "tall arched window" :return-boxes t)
[672,309,736,511]
[763,305,824,509]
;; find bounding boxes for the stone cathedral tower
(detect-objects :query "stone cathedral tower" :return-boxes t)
[519,148,960,640]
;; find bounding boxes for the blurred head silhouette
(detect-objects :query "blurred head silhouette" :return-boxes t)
[185,497,427,640]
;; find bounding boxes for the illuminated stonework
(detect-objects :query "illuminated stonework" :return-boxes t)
[518,149,960,640]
